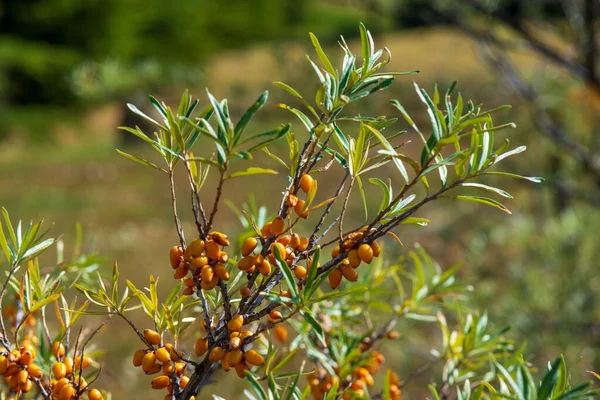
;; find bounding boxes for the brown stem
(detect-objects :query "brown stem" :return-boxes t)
[169,169,187,249]
[207,162,228,232]
[338,177,355,243]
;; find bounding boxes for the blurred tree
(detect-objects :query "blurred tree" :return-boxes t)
[0,0,319,142]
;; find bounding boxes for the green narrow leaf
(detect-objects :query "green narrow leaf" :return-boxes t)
[449,195,511,214]
[234,91,269,145]
[245,371,268,400]
[300,307,325,345]
[308,33,336,78]
[116,149,167,173]
[460,183,513,198]
[226,168,278,180]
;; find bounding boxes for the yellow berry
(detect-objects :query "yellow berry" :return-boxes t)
[244,350,265,366]
[184,239,205,259]
[209,347,225,362]
[274,326,288,343]
[348,249,361,268]
[358,244,374,263]
[228,315,244,332]
[300,174,315,194]
[201,265,214,282]
[53,362,66,379]
[329,268,343,289]
[155,347,171,363]
[195,337,208,357]
[270,217,285,236]
[170,246,183,268]
[151,375,170,389]
[144,329,161,345]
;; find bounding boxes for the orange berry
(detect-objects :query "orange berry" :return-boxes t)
[21,378,33,392]
[269,310,282,322]
[184,239,205,259]
[240,287,251,297]
[27,363,42,378]
[289,234,301,249]
[53,362,67,379]
[294,266,307,279]
[294,200,308,219]
[300,174,315,194]
[175,362,186,375]
[20,350,33,365]
[218,251,229,264]
[278,235,291,247]
[155,347,171,363]
[142,352,157,372]
[152,375,170,389]
[52,341,65,359]
[244,350,264,366]
[228,315,244,332]
[173,265,188,279]
[274,326,288,343]
[270,217,285,236]
[144,329,161,345]
[287,194,299,207]
[329,269,343,289]
[240,330,253,340]
[209,347,225,362]
[226,349,243,366]
[358,244,374,263]
[88,389,104,400]
[258,259,271,276]
[75,355,92,369]
[169,246,183,268]
[180,375,190,388]
[271,242,286,260]
[387,331,400,340]
[229,336,241,350]
[297,237,309,252]
[341,263,358,281]
[235,362,246,379]
[189,256,208,270]
[370,241,381,257]
[162,361,175,375]
[200,265,214,282]
[211,231,230,246]
[238,256,255,271]
[348,249,361,268]
[59,383,76,399]
[63,356,73,374]
[17,369,28,385]
[261,222,272,238]
[205,240,220,260]
[242,237,258,257]
[331,246,341,258]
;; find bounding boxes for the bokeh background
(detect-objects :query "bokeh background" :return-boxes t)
[1,0,599,398]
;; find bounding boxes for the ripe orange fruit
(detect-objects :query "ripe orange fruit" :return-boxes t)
[357,244,374,263]
[27,363,42,378]
[274,326,288,342]
[132,350,146,367]
[184,239,205,259]
[162,361,175,375]
[228,315,244,332]
[270,217,285,236]
[88,389,104,400]
[151,375,170,389]
[240,287,251,297]
[173,265,187,279]
[244,350,265,366]
[348,249,361,268]
[294,266,307,279]
[297,237,309,252]
[300,174,315,194]
[142,352,157,372]
[212,231,230,246]
[387,331,400,340]
[235,362,246,379]
[294,200,308,219]
[209,347,225,362]
[214,263,229,280]
[52,341,65,359]
[287,194,299,207]
[229,336,241,350]
[226,349,243,366]
[328,269,343,289]
[271,242,286,260]
[189,256,208,270]
[258,259,271,276]
[155,347,171,363]
[261,222,272,238]
[200,265,214,282]
[205,240,220,260]
[180,375,190,388]
[59,383,77,399]
[289,234,301,249]
[53,362,67,379]
[269,310,282,322]
[75,355,92,369]
[237,256,254,271]
[16,369,28,385]
[370,241,381,257]
[341,263,358,281]
[144,329,161,345]
[241,237,258,256]
[169,246,183,268]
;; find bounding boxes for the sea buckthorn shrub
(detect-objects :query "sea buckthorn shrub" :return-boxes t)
[2,24,599,400]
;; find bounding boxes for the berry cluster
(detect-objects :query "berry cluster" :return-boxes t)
[131,329,190,399]
[328,228,381,289]
[170,231,232,294]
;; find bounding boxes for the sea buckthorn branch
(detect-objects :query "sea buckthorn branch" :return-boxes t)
[169,169,187,249]
[182,157,208,238]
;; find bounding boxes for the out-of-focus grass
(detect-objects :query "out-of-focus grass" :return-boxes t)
[0,27,551,398]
